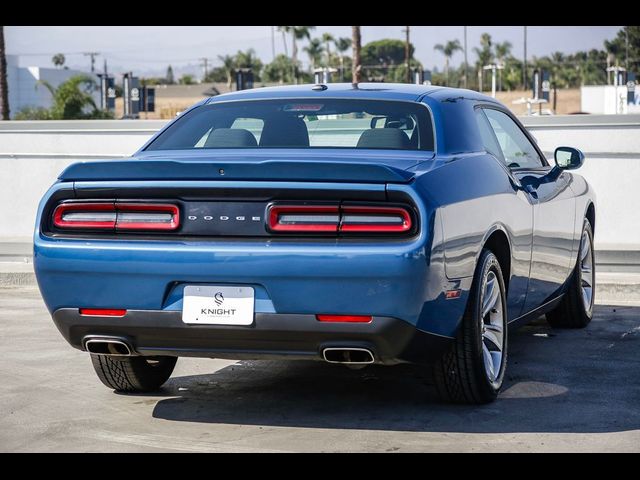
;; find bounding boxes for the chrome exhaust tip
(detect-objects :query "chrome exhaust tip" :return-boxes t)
[84,337,133,356]
[322,348,374,365]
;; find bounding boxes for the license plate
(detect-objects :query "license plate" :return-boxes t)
[182,285,254,326]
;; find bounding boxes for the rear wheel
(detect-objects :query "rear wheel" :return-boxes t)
[90,354,177,393]
[432,249,508,404]
[546,218,594,329]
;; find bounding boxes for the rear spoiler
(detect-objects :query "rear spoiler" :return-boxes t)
[58,159,416,184]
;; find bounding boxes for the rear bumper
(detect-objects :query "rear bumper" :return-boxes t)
[52,309,452,365]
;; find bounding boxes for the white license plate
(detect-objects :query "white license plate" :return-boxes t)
[182,285,254,326]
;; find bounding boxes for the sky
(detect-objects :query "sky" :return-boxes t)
[5,26,622,78]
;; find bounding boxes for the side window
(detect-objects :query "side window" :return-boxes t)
[483,108,545,169]
[475,109,505,163]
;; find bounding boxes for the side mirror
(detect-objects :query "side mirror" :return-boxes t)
[555,146,585,170]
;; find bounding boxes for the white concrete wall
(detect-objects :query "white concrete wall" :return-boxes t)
[522,115,640,250]
[0,116,639,252]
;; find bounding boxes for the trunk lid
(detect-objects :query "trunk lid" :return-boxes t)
[59,149,434,184]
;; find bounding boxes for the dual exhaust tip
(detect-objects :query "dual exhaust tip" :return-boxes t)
[85,337,133,356]
[84,338,375,365]
[322,347,374,365]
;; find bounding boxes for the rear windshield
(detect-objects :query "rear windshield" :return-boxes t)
[145,99,434,152]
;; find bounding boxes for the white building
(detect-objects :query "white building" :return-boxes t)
[581,85,640,115]
[6,55,100,118]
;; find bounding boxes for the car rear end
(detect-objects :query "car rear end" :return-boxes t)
[34,93,456,369]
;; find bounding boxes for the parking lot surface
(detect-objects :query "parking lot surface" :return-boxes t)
[1,286,638,452]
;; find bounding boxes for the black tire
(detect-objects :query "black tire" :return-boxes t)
[432,249,508,404]
[90,354,177,393]
[546,219,594,329]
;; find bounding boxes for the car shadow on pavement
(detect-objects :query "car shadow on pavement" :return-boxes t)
[151,306,640,433]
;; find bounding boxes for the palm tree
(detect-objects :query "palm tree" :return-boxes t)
[433,40,462,86]
[217,54,236,91]
[474,33,494,91]
[494,41,512,91]
[51,53,66,69]
[352,26,362,84]
[277,26,315,82]
[322,32,335,66]
[304,38,324,72]
[277,26,289,57]
[334,37,351,82]
[0,26,9,120]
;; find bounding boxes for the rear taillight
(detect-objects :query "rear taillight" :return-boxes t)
[267,204,413,235]
[115,204,180,231]
[268,205,340,232]
[53,203,180,231]
[340,206,412,233]
[53,203,116,229]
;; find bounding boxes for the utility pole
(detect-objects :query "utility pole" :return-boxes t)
[463,26,468,89]
[523,26,528,90]
[403,26,411,83]
[83,52,99,74]
[199,58,209,81]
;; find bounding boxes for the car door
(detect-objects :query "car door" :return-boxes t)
[480,108,576,315]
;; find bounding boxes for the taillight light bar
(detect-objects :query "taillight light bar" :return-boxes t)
[53,203,180,231]
[268,205,340,232]
[340,206,412,233]
[79,308,127,317]
[267,204,413,235]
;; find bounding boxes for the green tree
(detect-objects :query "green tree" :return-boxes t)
[494,41,512,91]
[321,32,335,66]
[304,38,324,72]
[361,39,416,83]
[433,40,462,86]
[51,53,66,69]
[234,49,263,81]
[263,54,296,84]
[14,106,52,120]
[217,54,236,90]
[334,36,351,81]
[474,33,493,91]
[165,65,175,84]
[178,74,195,85]
[277,26,315,80]
[36,75,112,119]
[0,26,9,120]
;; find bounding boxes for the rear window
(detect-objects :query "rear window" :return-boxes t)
[145,99,434,152]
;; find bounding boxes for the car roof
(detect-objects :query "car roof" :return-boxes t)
[206,82,502,105]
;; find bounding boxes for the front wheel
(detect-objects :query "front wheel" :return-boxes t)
[90,354,177,393]
[432,249,508,404]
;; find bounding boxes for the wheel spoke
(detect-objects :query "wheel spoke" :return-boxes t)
[482,276,499,318]
[581,234,590,262]
[483,324,503,351]
[482,343,495,380]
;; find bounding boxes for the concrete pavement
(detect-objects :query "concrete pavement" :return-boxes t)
[0,286,639,452]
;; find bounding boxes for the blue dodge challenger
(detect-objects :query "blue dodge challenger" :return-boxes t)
[34,83,596,404]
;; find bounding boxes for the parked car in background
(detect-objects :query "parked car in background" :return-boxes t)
[34,83,596,404]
